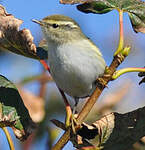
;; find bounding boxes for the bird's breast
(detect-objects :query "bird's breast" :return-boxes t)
[48,41,106,98]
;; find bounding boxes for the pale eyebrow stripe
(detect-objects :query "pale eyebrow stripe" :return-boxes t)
[47,20,78,28]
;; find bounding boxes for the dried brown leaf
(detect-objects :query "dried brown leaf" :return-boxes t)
[60,0,85,4]
[135,27,145,33]
[18,87,45,123]
[76,107,145,149]
[0,5,39,59]
[141,136,145,143]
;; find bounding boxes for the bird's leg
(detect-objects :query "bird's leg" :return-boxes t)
[73,98,79,114]
[71,98,79,134]
[58,88,72,128]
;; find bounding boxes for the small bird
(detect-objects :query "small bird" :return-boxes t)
[32,15,106,106]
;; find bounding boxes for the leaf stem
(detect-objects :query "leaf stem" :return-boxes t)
[114,9,124,56]
[2,127,15,150]
[40,60,50,71]
[112,67,145,79]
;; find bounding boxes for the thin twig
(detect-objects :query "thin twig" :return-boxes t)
[112,67,145,79]
[2,127,15,150]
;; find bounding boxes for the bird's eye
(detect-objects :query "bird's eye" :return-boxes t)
[52,24,59,28]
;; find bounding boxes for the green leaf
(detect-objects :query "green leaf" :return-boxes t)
[77,0,145,33]
[0,5,48,60]
[0,75,35,141]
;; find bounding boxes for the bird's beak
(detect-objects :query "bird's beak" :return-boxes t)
[32,19,43,26]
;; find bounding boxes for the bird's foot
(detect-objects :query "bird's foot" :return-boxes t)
[71,113,78,134]
[65,98,81,133]
[71,113,82,135]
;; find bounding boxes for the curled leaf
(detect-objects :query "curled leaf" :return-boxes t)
[0,75,36,141]
[60,0,85,4]
[76,107,145,149]
[0,5,48,59]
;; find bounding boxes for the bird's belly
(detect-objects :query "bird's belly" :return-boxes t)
[50,60,95,98]
[48,45,105,98]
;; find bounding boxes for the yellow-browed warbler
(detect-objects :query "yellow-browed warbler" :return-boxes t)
[32,15,106,106]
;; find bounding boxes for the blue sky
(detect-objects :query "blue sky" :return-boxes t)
[2,0,145,63]
[0,0,145,150]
